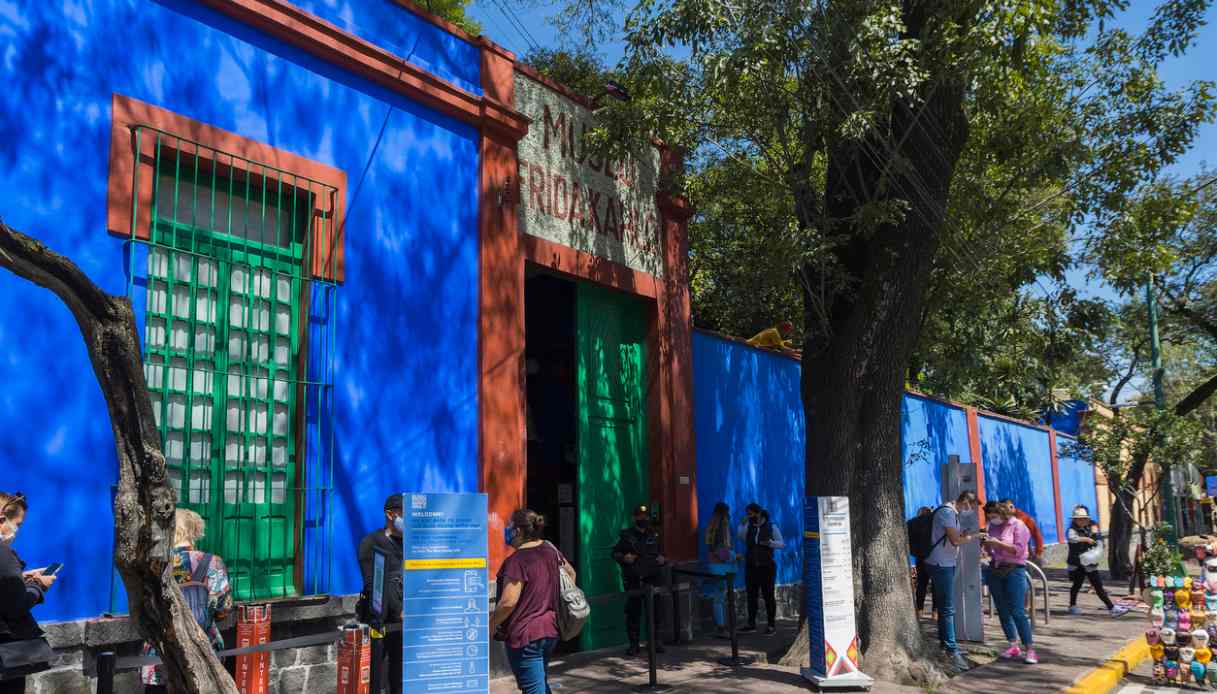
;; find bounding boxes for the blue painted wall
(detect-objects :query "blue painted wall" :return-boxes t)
[691,332,805,586]
[0,0,479,621]
[1056,433,1099,523]
[977,416,1059,544]
[900,394,971,520]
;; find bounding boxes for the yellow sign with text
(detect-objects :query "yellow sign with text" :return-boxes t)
[404,558,487,571]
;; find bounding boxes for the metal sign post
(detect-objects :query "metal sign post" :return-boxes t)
[942,455,983,643]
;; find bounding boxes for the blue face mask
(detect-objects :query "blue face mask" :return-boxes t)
[393,516,405,534]
[504,526,515,546]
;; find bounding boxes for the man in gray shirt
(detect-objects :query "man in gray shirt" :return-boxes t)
[926,491,979,669]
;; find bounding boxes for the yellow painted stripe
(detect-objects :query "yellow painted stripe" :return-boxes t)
[805,531,819,539]
[404,558,487,570]
[1062,637,1150,694]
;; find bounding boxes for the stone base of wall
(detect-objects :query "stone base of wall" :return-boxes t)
[23,582,807,693]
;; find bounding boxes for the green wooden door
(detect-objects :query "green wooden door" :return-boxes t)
[575,283,649,651]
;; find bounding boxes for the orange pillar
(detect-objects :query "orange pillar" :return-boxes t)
[1047,429,1066,544]
[965,407,986,527]
[336,623,371,694]
[477,41,528,574]
[234,604,270,694]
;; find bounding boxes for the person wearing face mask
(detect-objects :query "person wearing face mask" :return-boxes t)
[925,491,980,671]
[739,509,784,636]
[357,494,405,694]
[981,501,1036,665]
[612,504,667,657]
[0,492,56,694]
[492,510,575,694]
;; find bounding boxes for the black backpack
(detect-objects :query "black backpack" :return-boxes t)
[907,506,948,561]
[175,553,215,633]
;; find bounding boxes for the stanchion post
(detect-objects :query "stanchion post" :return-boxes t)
[369,629,383,694]
[96,651,115,694]
[717,572,754,667]
[668,569,680,645]
[633,585,672,693]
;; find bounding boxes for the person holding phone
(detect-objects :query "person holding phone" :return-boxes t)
[0,491,57,694]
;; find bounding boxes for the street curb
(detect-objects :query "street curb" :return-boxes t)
[1062,637,1150,694]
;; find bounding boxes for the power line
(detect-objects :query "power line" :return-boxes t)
[489,0,541,54]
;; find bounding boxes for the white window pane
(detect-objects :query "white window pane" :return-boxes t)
[194,327,216,354]
[151,395,162,428]
[271,472,287,504]
[148,248,169,279]
[167,394,186,429]
[173,254,192,283]
[190,434,210,464]
[249,370,269,400]
[189,470,210,504]
[192,366,213,393]
[253,302,270,332]
[226,400,244,433]
[147,281,168,314]
[229,296,246,328]
[198,258,217,288]
[248,473,266,503]
[252,335,269,363]
[170,322,189,351]
[231,266,248,294]
[274,305,291,335]
[274,338,290,366]
[168,467,182,501]
[276,276,291,301]
[272,443,287,468]
[196,291,217,324]
[144,356,164,390]
[165,431,184,465]
[247,442,267,466]
[273,378,290,403]
[224,440,241,468]
[172,285,191,319]
[228,334,245,362]
[191,397,213,430]
[224,472,241,504]
[254,269,271,299]
[251,402,268,435]
[169,358,187,391]
[145,318,166,349]
[273,404,289,436]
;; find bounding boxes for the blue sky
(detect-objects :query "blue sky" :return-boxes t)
[470,2,1217,304]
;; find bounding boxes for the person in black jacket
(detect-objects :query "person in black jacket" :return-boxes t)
[358,494,405,694]
[612,504,667,657]
[0,492,56,694]
[739,508,784,635]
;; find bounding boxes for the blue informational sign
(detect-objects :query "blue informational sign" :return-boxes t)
[1207,476,1217,499]
[802,497,872,689]
[372,547,386,622]
[401,493,490,694]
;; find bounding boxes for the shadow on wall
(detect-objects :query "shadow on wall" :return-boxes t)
[901,394,971,519]
[692,332,805,587]
[1056,434,1099,523]
[978,416,1059,543]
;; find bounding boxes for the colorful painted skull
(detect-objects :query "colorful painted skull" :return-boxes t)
[1163,627,1178,645]
[1151,607,1165,627]
[1151,643,1165,660]
[1195,629,1210,648]
[1194,660,1208,683]
[1179,630,1193,648]
[1185,576,1194,591]
[1178,587,1194,610]
[1207,593,1217,611]
[1167,646,1181,661]
[1180,612,1193,633]
[1167,661,1179,680]
[1195,587,1208,609]
[1146,628,1161,645]
[1153,662,1165,681]
[1208,661,1217,684]
[1181,646,1195,664]
[1197,645,1213,664]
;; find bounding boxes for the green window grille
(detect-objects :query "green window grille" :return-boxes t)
[126,125,339,600]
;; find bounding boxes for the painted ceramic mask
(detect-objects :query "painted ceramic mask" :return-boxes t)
[1195,629,1210,648]
[1195,588,1208,608]
[1151,643,1165,660]
[1167,646,1181,661]
[1180,612,1193,632]
[1167,661,1179,680]
[1152,662,1165,681]
[1163,627,1178,645]
[1208,661,1217,683]
[1185,576,1194,591]
[1197,646,1213,664]
[1178,588,1194,610]
[1146,628,1161,645]
[1194,660,1208,683]
[1151,589,1165,608]
[1178,630,1193,648]
[1181,646,1195,664]
[1151,607,1165,627]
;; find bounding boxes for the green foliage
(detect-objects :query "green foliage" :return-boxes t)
[427,0,481,35]
[1142,527,1186,577]
[519,48,618,99]
[1068,406,1207,493]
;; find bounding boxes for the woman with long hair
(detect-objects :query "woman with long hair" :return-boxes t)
[703,502,735,638]
[491,510,576,694]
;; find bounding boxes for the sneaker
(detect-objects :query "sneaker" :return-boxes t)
[948,652,971,671]
[1111,605,1130,617]
[1023,648,1039,665]
[1068,606,1082,615]
[1000,645,1023,659]
[738,625,757,633]
[765,626,777,636]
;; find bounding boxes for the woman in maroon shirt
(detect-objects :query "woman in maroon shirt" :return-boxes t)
[491,509,576,694]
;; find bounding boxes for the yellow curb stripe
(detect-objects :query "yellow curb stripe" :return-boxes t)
[1062,638,1150,694]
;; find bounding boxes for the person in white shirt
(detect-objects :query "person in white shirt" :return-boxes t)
[926,491,980,670]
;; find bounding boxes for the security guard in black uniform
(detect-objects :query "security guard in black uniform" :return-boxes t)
[612,504,667,656]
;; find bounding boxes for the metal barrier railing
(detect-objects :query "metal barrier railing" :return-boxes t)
[585,581,692,693]
[670,567,755,668]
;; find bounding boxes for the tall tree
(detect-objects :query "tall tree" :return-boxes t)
[0,221,237,694]
[564,0,1216,681]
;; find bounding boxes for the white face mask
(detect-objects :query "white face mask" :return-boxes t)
[0,519,14,544]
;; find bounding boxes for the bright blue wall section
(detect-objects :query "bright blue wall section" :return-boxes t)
[977,416,1059,544]
[691,332,805,586]
[1056,434,1098,521]
[0,0,479,621]
[293,0,481,95]
[900,394,971,520]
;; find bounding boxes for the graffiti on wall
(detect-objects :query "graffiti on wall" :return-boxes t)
[514,72,664,277]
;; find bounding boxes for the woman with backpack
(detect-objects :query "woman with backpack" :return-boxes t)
[491,509,576,694]
[141,508,232,693]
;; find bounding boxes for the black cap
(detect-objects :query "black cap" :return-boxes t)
[633,504,650,516]
[384,494,403,512]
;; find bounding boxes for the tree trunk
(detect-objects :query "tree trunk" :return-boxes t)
[1106,466,1142,581]
[0,221,238,694]
[791,23,971,683]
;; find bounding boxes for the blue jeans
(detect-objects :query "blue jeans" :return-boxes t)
[989,566,1033,646]
[704,562,734,628]
[506,637,559,694]
[928,564,958,653]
